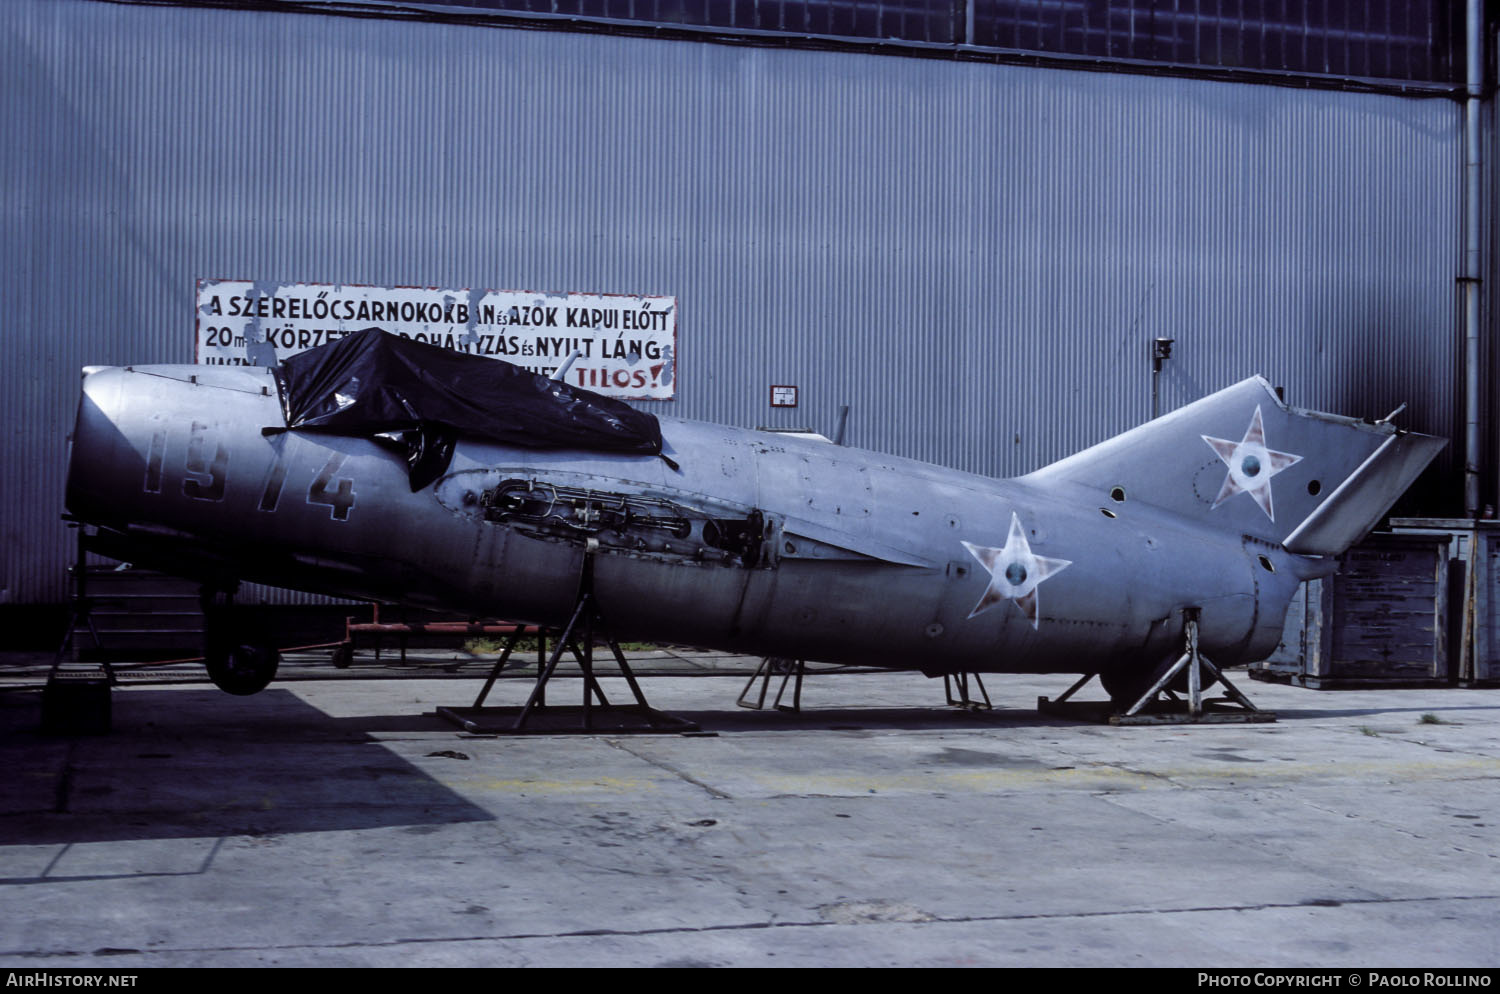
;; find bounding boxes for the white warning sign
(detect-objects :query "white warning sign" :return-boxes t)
[195,279,677,400]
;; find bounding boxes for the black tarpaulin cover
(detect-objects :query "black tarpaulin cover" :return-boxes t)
[269,329,663,490]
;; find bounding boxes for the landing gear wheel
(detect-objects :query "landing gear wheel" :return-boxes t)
[199,586,277,695]
[764,656,796,674]
[1101,657,1220,710]
[205,639,280,696]
[1100,666,1149,710]
[333,643,354,670]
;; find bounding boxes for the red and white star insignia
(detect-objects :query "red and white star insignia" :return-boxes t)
[961,513,1071,628]
[1202,405,1303,521]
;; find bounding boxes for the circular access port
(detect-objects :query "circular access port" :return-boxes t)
[1110,486,1126,503]
[1258,555,1276,573]
[1308,480,1322,496]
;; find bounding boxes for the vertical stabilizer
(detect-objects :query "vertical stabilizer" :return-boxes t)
[1024,377,1445,557]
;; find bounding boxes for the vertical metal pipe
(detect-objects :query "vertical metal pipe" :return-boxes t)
[1463,0,1483,516]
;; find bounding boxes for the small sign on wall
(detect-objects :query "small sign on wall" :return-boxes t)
[770,385,798,408]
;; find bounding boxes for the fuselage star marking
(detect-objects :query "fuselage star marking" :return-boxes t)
[961,512,1072,627]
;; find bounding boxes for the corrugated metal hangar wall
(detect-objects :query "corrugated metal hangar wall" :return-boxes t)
[0,0,1470,606]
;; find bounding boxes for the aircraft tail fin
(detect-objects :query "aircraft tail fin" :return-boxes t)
[1024,377,1445,558]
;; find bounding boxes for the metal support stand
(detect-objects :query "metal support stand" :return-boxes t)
[438,553,698,735]
[736,657,805,712]
[943,671,992,710]
[43,523,113,735]
[1038,610,1274,725]
[50,524,107,678]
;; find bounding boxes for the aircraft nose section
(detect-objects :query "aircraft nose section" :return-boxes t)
[67,363,286,533]
[66,365,150,528]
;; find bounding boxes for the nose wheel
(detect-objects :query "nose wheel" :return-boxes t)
[201,588,279,695]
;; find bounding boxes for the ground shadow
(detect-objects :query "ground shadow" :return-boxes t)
[0,687,495,848]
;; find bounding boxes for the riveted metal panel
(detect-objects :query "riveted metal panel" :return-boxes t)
[1,0,1462,605]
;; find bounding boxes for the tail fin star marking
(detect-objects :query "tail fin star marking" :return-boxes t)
[961,513,1072,628]
[1202,405,1303,521]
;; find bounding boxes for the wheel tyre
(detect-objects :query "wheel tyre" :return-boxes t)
[333,644,354,670]
[764,656,795,674]
[206,640,280,696]
[1099,665,1150,710]
[1101,656,1219,710]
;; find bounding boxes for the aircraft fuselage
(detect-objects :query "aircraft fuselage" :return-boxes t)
[67,363,1308,683]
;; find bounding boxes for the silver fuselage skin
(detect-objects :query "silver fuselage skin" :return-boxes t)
[67,363,1308,680]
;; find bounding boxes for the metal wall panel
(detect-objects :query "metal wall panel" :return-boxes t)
[0,0,1463,605]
